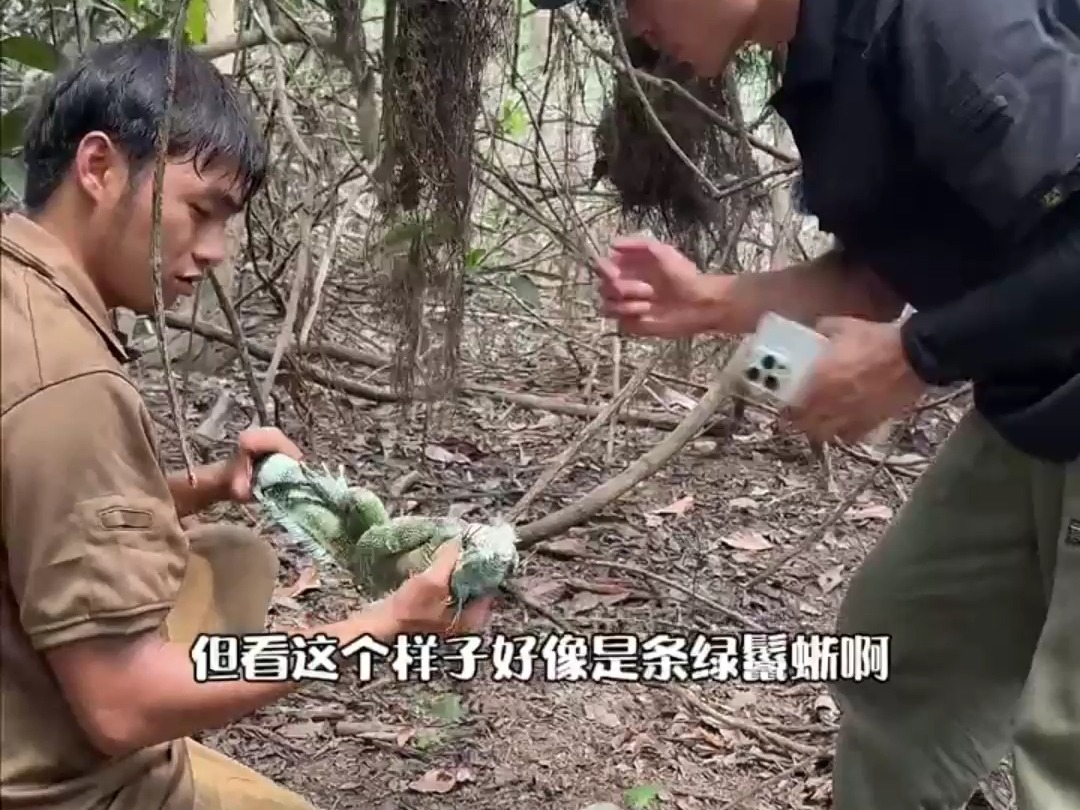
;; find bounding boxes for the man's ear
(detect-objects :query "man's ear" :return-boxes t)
[72,132,129,205]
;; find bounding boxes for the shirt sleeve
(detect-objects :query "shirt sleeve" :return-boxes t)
[892,0,1080,240]
[900,204,1080,385]
[889,0,1080,384]
[1,370,188,651]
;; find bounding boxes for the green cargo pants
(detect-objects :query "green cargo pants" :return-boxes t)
[829,410,1079,810]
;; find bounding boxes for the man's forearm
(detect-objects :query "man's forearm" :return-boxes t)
[699,249,906,334]
[62,611,398,757]
[901,222,1080,385]
[167,461,228,518]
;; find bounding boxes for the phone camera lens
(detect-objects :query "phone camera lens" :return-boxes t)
[764,374,778,391]
[761,354,776,370]
[746,366,761,381]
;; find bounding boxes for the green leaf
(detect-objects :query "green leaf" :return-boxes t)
[0,156,26,200]
[0,107,30,155]
[0,36,62,73]
[624,784,661,809]
[185,0,208,44]
[498,99,527,140]
[464,246,487,270]
[425,693,465,724]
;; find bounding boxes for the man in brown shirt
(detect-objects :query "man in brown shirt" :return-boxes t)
[0,38,492,810]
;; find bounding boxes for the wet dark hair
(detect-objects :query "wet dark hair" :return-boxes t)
[21,37,268,212]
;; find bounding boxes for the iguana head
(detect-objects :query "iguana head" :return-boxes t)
[449,520,519,605]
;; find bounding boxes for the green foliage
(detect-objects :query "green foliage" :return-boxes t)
[624,784,661,809]
[464,246,487,270]
[0,106,30,155]
[0,0,209,203]
[497,99,528,141]
[184,0,208,44]
[0,35,63,71]
[0,33,58,200]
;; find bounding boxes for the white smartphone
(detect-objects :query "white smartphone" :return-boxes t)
[726,312,827,406]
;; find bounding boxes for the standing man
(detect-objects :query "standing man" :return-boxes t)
[529,0,1080,807]
[1,38,491,809]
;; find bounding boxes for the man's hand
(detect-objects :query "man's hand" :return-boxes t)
[220,427,303,503]
[593,236,906,339]
[363,541,494,637]
[168,427,303,517]
[594,235,732,337]
[784,317,928,443]
[45,542,494,759]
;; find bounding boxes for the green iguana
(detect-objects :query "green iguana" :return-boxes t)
[250,453,518,615]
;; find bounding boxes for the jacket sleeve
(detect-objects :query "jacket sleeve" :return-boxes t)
[890,0,1080,384]
[900,203,1080,385]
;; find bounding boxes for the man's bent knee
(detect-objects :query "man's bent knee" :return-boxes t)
[187,522,280,582]
[167,523,280,643]
[188,740,318,810]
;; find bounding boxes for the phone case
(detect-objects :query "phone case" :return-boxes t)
[725,312,827,406]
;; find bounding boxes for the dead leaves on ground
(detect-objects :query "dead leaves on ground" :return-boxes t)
[277,565,321,599]
[408,766,476,794]
[718,529,773,552]
[271,565,321,613]
[844,502,894,522]
[649,494,694,518]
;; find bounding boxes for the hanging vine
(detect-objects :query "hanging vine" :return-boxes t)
[374,0,513,406]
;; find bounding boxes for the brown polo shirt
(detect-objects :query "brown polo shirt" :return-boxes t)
[1,213,194,809]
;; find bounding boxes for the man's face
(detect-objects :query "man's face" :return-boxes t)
[75,134,243,314]
[623,0,759,77]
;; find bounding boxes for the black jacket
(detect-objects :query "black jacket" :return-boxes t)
[770,0,1080,462]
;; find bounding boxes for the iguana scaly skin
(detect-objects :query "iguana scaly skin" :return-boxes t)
[250,453,518,611]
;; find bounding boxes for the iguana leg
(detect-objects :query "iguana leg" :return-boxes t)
[345,487,390,533]
[349,516,465,598]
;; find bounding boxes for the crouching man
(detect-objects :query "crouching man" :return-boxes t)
[0,37,491,810]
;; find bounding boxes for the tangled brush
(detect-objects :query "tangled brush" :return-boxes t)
[586,7,766,374]
[587,3,759,241]
[376,0,512,402]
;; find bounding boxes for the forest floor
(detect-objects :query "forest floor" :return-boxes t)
[135,290,1014,810]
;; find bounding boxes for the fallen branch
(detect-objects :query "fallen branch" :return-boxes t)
[160,314,396,401]
[470,383,729,435]
[742,419,911,591]
[162,317,747,546]
[673,685,822,756]
[514,366,739,547]
[715,751,827,810]
[162,313,392,372]
[537,550,766,631]
[158,315,732,432]
[507,344,668,522]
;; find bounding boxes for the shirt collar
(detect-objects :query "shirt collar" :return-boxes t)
[1,211,130,363]
[769,0,841,105]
